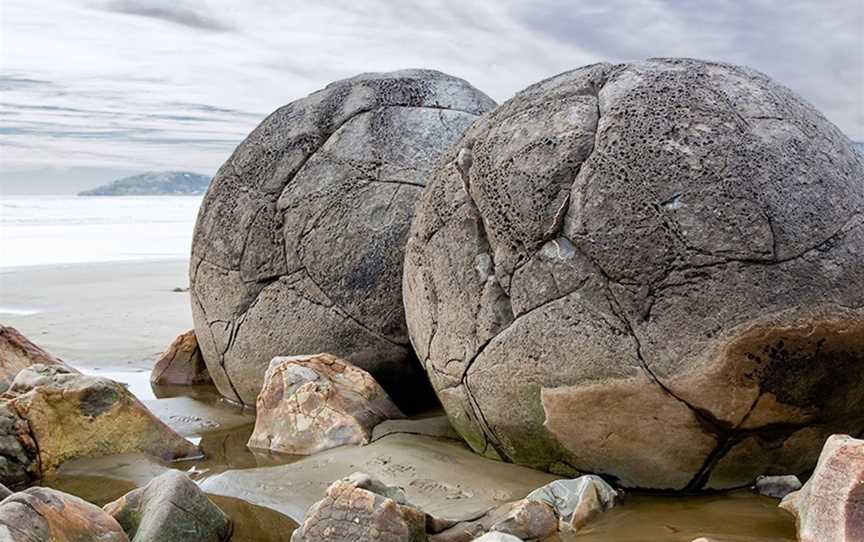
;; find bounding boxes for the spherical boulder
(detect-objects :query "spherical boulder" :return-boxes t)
[191,69,495,406]
[403,58,864,490]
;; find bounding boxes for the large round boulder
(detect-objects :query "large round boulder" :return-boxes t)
[403,58,864,490]
[191,70,495,406]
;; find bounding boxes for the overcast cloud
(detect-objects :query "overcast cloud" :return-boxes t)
[0,0,862,192]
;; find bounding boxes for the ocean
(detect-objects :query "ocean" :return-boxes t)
[0,195,203,270]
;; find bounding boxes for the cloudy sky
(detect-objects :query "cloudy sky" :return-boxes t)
[1,0,862,193]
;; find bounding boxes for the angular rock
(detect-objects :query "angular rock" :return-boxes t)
[0,486,128,541]
[190,69,496,408]
[151,330,212,386]
[403,57,864,489]
[526,475,618,531]
[779,434,864,542]
[431,499,556,542]
[0,324,69,393]
[104,470,232,542]
[290,472,427,542]
[754,474,801,499]
[248,353,404,455]
[1,364,199,479]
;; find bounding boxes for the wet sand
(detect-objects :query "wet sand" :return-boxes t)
[0,259,192,369]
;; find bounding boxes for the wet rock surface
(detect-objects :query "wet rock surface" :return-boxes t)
[0,324,69,393]
[779,434,864,542]
[190,69,496,408]
[104,470,232,542]
[754,475,801,499]
[151,330,212,386]
[403,57,864,490]
[290,472,427,542]
[0,364,199,482]
[0,486,128,542]
[248,353,404,455]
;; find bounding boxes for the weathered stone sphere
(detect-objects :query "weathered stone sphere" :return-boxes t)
[191,70,495,406]
[403,58,864,490]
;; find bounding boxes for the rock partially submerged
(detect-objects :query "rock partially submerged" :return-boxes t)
[403,57,864,490]
[780,434,864,542]
[432,475,618,541]
[291,472,427,542]
[0,486,128,542]
[0,324,69,393]
[151,330,212,386]
[754,475,802,499]
[190,69,496,408]
[247,354,404,455]
[104,470,232,542]
[0,364,199,484]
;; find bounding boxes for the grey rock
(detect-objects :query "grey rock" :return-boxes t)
[0,402,38,490]
[526,475,617,530]
[190,69,495,407]
[754,474,801,499]
[0,483,11,500]
[403,58,864,490]
[103,470,231,542]
[0,324,70,393]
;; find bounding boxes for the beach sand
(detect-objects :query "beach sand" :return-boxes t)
[0,259,192,370]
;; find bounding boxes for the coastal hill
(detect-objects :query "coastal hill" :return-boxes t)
[78,171,211,196]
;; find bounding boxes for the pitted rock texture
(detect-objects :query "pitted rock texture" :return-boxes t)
[403,58,864,490]
[247,353,404,455]
[290,472,428,542]
[190,69,495,407]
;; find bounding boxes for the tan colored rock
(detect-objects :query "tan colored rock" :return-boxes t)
[779,434,864,542]
[0,324,69,393]
[151,330,212,386]
[0,486,128,541]
[248,354,404,455]
[431,499,557,542]
[3,364,200,477]
[290,472,427,542]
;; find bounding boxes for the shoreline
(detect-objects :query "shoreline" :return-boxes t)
[0,258,193,370]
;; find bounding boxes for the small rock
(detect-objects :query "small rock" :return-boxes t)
[1,364,199,481]
[0,402,38,489]
[472,533,524,542]
[489,499,557,540]
[248,354,404,455]
[104,470,232,542]
[526,475,618,531]
[0,324,70,393]
[753,474,802,499]
[291,472,427,542]
[0,486,128,541]
[0,483,11,500]
[779,434,864,542]
[151,330,212,386]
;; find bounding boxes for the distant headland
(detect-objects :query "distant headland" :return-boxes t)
[78,171,211,196]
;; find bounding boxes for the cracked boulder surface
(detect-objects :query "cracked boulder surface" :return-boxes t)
[190,69,496,408]
[104,470,232,542]
[402,58,864,490]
